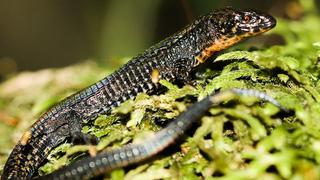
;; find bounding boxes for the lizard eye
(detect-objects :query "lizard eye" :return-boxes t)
[243,15,250,23]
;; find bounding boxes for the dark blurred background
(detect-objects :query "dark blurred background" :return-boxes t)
[0,0,319,80]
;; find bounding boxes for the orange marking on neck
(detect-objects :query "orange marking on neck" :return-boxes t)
[195,35,244,63]
[195,27,273,64]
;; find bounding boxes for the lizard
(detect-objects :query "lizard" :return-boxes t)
[1,8,276,179]
[39,89,287,179]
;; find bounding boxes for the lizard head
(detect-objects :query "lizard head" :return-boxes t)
[194,8,276,63]
[206,8,276,37]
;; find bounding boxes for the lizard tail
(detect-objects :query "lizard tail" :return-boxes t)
[2,135,52,179]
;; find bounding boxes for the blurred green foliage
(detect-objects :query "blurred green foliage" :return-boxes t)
[1,0,320,179]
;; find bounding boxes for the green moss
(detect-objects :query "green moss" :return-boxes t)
[1,1,320,179]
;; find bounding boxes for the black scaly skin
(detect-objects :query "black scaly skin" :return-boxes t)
[39,89,286,180]
[2,8,276,179]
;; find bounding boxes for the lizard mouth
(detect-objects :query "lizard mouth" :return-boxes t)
[260,13,277,31]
